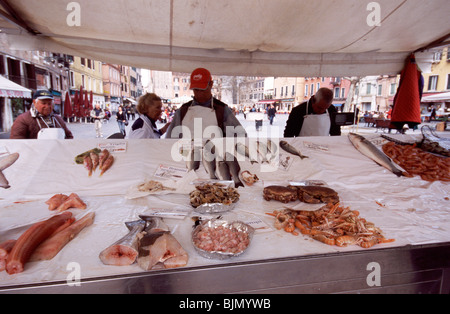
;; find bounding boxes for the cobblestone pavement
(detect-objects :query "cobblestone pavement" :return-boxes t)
[68,113,448,139]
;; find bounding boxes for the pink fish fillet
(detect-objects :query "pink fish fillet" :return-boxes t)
[30,212,95,261]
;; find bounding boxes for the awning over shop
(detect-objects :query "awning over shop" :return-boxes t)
[0,0,448,77]
[0,75,32,98]
[123,97,137,105]
[421,92,450,103]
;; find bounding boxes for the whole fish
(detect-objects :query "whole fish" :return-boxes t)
[203,140,218,179]
[279,140,308,159]
[348,133,403,177]
[0,152,19,189]
[100,155,114,176]
[83,155,93,176]
[184,146,201,172]
[235,142,258,164]
[98,149,110,169]
[224,152,244,188]
[137,217,188,270]
[99,219,146,266]
[266,139,278,156]
[256,141,269,163]
[217,160,232,180]
[90,152,99,172]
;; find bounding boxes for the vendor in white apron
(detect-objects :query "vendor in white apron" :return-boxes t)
[165,68,246,139]
[284,88,341,137]
[9,90,74,140]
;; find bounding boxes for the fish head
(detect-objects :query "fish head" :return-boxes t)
[125,219,146,231]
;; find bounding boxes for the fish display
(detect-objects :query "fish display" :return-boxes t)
[54,193,87,212]
[137,216,188,270]
[75,148,101,164]
[217,161,231,180]
[182,145,201,172]
[45,193,68,210]
[189,183,240,208]
[348,133,403,177]
[255,141,269,163]
[76,148,114,177]
[90,152,99,172]
[202,140,218,179]
[30,212,95,261]
[382,141,450,182]
[99,219,146,266]
[0,152,19,189]
[84,155,93,176]
[266,203,394,248]
[279,141,308,159]
[224,153,244,188]
[100,155,114,176]
[235,142,258,164]
[98,149,109,169]
[5,212,73,274]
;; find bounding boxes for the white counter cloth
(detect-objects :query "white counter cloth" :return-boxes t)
[0,136,449,287]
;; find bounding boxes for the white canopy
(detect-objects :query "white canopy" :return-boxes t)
[0,75,32,98]
[1,0,449,76]
[421,92,450,103]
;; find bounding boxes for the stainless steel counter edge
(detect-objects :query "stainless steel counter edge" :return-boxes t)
[1,242,449,294]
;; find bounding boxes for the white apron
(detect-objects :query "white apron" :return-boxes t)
[181,103,221,139]
[37,128,66,139]
[299,99,331,137]
[36,117,66,140]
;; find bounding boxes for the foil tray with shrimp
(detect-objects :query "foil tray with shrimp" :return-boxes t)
[191,219,254,260]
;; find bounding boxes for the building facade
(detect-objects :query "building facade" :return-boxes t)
[70,56,104,108]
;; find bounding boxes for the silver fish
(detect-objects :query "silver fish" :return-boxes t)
[217,160,232,180]
[203,140,218,179]
[137,217,188,270]
[348,133,403,177]
[0,152,19,189]
[185,146,201,171]
[279,140,308,159]
[235,142,258,164]
[99,219,146,266]
[225,152,244,188]
[256,141,269,163]
[266,139,278,155]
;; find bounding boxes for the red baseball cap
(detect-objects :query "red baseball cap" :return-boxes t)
[189,68,212,90]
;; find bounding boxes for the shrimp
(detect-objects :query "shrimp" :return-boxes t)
[335,235,356,247]
[312,234,335,246]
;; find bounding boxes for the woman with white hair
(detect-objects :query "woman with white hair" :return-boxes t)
[128,93,171,139]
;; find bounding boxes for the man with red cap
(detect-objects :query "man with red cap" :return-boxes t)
[165,68,246,139]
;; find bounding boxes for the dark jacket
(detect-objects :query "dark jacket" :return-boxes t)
[10,111,73,139]
[283,100,341,137]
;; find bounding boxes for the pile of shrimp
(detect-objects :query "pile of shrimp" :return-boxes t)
[382,142,450,182]
[266,203,394,248]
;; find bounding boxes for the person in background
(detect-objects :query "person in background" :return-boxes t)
[284,87,341,137]
[165,67,246,139]
[128,93,171,139]
[267,104,277,125]
[90,103,105,138]
[116,106,128,137]
[10,89,73,139]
